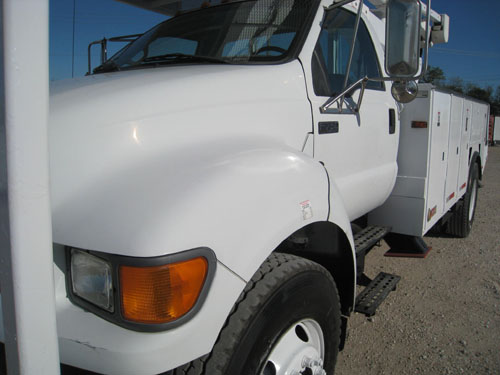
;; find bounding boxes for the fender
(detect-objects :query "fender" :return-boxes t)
[274,170,357,315]
[324,170,357,308]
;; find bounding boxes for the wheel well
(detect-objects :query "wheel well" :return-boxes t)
[275,221,355,316]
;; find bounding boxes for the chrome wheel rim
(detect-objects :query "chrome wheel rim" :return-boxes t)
[261,319,326,375]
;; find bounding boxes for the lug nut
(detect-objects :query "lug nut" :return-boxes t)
[302,356,321,368]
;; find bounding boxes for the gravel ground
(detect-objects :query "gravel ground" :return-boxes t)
[336,145,500,375]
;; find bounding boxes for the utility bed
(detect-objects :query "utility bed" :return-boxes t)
[369,84,489,237]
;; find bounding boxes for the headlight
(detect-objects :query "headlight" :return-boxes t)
[70,249,114,312]
[67,247,216,332]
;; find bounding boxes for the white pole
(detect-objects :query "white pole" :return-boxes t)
[0,0,60,373]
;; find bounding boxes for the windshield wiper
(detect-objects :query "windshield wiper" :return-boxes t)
[141,53,229,65]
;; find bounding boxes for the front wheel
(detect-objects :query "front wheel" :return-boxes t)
[175,253,341,375]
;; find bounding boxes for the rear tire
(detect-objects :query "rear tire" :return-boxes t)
[174,253,341,375]
[447,162,479,238]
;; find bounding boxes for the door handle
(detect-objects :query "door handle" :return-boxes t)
[318,122,339,134]
[389,109,396,134]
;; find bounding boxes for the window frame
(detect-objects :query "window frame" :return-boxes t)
[311,7,386,98]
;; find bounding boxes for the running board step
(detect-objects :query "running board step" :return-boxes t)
[355,272,400,316]
[354,226,391,255]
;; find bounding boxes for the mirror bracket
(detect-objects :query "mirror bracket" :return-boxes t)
[320,77,369,115]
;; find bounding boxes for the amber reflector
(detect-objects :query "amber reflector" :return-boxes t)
[120,257,208,324]
[412,121,428,129]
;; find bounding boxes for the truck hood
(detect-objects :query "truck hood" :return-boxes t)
[49,62,312,253]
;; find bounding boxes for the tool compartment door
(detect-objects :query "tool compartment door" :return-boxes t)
[424,90,450,233]
[457,100,472,198]
[444,95,463,212]
[471,101,489,171]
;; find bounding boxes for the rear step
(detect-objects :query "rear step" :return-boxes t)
[355,272,400,316]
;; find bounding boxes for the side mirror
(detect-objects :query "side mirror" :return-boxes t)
[385,0,421,78]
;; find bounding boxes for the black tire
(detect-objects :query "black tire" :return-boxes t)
[173,253,341,375]
[447,162,479,238]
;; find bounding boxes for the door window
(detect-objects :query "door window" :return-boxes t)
[311,8,383,97]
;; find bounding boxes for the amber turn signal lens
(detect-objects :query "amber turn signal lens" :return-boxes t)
[411,121,428,129]
[120,257,208,324]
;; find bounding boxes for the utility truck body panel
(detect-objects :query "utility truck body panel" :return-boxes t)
[444,94,463,212]
[369,85,489,237]
[471,101,490,167]
[458,99,474,195]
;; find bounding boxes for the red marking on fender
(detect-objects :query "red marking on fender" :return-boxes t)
[447,192,455,202]
[460,182,467,190]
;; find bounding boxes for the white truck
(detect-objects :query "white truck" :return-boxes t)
[0,0,490,374]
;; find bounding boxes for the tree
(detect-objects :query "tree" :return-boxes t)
[465,84,493,103]
[421,65,445,85]
[494,85,500,103]
[491,85,500,116]
[419,65,499,115]
[445,77,464,93]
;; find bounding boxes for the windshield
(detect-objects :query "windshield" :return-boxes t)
[94,0,316,73]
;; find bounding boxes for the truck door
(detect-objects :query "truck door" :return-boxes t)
[300,6,398,220]
[424,90,451,231]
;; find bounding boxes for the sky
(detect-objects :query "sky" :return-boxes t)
[427,0,500,89]
[50,0,500,89]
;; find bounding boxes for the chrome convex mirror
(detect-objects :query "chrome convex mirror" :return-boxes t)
[391,80,418,103]
[385,0,421,78]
